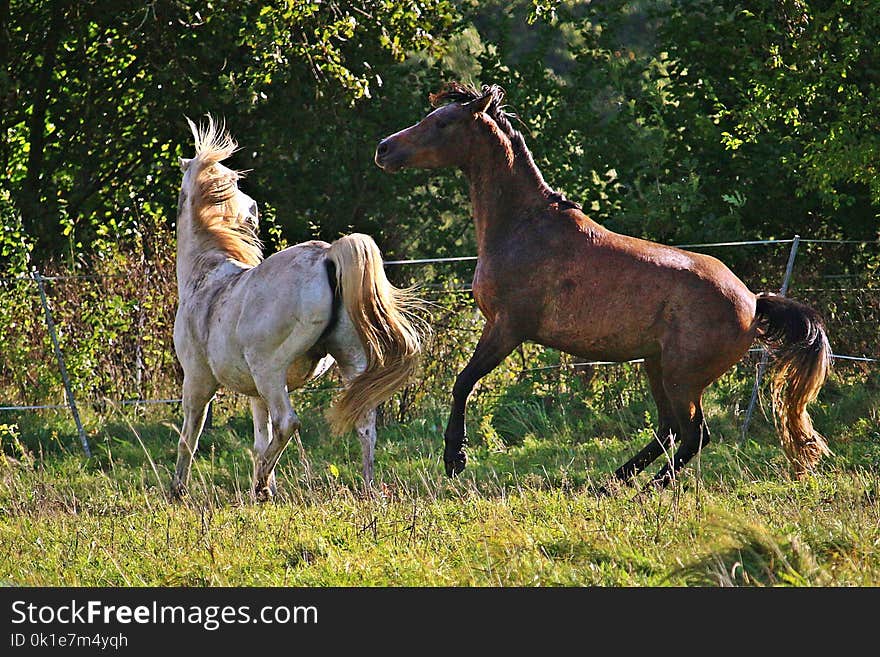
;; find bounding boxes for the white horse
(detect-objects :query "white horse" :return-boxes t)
[171,117,425,500]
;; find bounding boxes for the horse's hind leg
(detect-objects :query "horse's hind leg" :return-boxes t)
[354,407,377,492]
[250,396,277,497]
[610,358,679,486]
[171,373,217,500]
[327,327,377,491]
[251,374,303,501]
[648,386,709,489]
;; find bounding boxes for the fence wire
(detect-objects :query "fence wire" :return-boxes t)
[1,236,877,433]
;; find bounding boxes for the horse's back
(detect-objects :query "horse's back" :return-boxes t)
[480,209,758,367]
[181,241,336,393]
[225,241,335,348]
[606,231,755,309]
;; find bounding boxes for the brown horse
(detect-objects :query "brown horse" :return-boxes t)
[375,82,832,490]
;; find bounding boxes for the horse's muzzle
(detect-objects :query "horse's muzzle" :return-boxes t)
[374,138,404,172]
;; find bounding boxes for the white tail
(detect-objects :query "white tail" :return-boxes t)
[325,234,426,434]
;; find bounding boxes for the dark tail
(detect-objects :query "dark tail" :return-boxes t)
[755,293,832,476]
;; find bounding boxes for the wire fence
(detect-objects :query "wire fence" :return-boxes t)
[1,234,878,456]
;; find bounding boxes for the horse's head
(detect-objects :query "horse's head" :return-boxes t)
[177,116,262,266]
[179,147,259,232]
[374,83,499,172]
[219,168,259,233]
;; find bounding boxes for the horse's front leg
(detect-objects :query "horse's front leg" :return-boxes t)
[171,374,216,500]
[444,319,519,477]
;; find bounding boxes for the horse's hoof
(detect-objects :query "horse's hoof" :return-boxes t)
[593,483,611,498]
[254,485,275,503]
[169,481,187,502]
[444,451,467,477]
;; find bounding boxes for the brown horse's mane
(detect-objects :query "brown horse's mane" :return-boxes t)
[188,116,263,266]
[430,82,581,210]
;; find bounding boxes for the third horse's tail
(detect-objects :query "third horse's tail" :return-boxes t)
[325,234,426,435]
[754,293,832,476]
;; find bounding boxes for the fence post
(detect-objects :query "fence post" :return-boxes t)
[32,269,91,457]
[739,234,801,444]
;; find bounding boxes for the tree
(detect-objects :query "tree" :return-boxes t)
[659,0,880,238]
[3,0,457,264]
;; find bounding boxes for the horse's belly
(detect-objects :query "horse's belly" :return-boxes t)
[537,329,656,363]
[285,353,334,389]
[212,358,260,397]
[535,297,661,362]
[209,353,332,398]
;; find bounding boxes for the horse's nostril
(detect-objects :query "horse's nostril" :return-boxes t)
[377,141,389,156]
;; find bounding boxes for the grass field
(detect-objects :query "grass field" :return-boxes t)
[1,366,878,587]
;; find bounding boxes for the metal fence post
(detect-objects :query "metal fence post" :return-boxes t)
[32,269,91,457]
[739,234,801,444]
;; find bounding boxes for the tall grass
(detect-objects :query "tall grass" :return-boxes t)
[0,365,877,586]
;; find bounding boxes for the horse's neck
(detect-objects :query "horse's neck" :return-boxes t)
[465,137,552,255]
[175,225,244,295]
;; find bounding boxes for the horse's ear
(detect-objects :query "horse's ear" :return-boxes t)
[179,157,192,172]
[464,93,493,115]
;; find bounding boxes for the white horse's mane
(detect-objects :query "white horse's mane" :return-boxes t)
[188,115,237,164]
[184,115,262,266]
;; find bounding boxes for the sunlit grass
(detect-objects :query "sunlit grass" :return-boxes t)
[0,370,878,586]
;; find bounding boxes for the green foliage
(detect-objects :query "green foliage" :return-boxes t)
[658,0,880,237]
[7,0,878,269]
[0,215,178,406]
[3,0,460,261]
[0,190,33,275]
